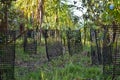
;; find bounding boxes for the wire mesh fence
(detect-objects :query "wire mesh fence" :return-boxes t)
[0,30,15,80]
[102,25,120,79]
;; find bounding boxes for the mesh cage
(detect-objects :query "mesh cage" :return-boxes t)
[24,30,37,54]
[0,30,15,80]
[44,30,63,60]
[103,25,120,79]
[112,33,120,79]
[66,30,82,55]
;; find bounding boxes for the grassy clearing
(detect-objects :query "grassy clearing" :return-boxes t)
[38,55,103,80]
[15,45,103,80]
[15,42,120,80]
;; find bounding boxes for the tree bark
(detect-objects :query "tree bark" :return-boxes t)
[37,0,44,43]
[44,30,50,61]
[94,30,102,64]
[102,27,112,65]
[90,28,98,65]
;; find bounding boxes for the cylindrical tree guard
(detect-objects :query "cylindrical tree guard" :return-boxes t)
[23,30,37,54]
[43,29,63,61]
[66,29,82,55]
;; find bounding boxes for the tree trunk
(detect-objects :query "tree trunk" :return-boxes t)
[94,30,102,64]
[23,32,27,52]
[44,30,50,61]
[37,0,44,43]
[90,28,98,65]
[102,27,112,65]
[67,29,72,56]
[84,27,86,45]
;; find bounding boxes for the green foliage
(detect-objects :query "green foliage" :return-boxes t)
[102,2,120,24]
[82,0,120,25]
[1,0,120,80]
[43,0,74,30]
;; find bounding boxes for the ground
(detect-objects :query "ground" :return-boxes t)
[14,44,104,80]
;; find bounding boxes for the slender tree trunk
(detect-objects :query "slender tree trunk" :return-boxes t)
[44,30,50,61]
[79,29,83,51]
[102,27,112,65]
[112,21,117,43]
[37,0,44,43]
[75,29,82,53]
[94,30,102,64]
[67,29,72,56]
[84,27,86,45]
[23,32,27,52]
[90,28,98,65]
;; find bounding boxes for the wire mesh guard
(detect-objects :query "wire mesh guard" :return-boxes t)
[66,30,82,55]
[44,30,63,60]
[103,26,120,79]
[0,31,15,80]
[24,30,37,54]
[103,53,120,79]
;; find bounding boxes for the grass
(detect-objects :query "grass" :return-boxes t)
[37,54,103,80]
[15,45,103,80]
[14,40,120,80]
